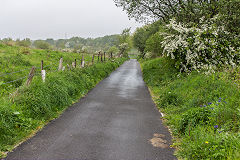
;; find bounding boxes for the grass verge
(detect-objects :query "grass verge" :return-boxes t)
[141,57,240,160]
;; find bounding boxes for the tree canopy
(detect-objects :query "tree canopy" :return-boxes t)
[113,0,239,25]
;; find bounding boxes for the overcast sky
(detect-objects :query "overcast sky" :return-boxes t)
[0,0,143,40]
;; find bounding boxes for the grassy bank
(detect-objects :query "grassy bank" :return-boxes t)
[141,57,240,159]
[0,43,97,96]
[0,44,127,157]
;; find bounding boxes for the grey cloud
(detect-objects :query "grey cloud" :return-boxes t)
[0,0,142,39]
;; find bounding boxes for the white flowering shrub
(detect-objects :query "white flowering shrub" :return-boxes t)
[161,16,240,73]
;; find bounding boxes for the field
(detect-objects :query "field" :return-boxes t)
[0,43,97,94]
[0,44,127,157]
[141,58,240,159]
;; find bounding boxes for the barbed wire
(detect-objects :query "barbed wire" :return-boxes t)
[43,64,53,69]
[0,58,99,86]
[0,63,56,78]
[1,76,28,85]
[0,67,33,77]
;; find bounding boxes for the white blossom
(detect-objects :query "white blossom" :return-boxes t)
[161,15,239,73]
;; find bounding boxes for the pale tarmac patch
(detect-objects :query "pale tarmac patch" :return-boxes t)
[150,134,169,148]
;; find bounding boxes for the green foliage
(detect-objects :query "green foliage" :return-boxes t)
[33,40,52,50]
[0,44,127,157]
[118,28,132,57]
[113,0,232,24]
[178,107,212,134]
[141,57,240,159]
[121,0,240,66]
[3,35,120,53]
[180,126,240,160]
[16,38,31,47]
[53,35,120,53]
[0,58,127,157]
[113,0,178,22]
[107,46,119,55]
[0,44,96,93]
[133,27,148,56]
[217,0,240,35]
[144,31,163,58]
[161,17,240,73]
[133,21,162,58]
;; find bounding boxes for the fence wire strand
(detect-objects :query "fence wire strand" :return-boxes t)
[1,76,28,85]
[1,57,95,86]
[0,67,33,77]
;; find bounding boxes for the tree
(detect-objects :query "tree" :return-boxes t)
[217,0,240,35]
[46,38,55,45]
[113,0,180,22]
[16,38,31,47]
[56,39,66,49]
[113,0,225,23]
[108,46,119,55]
[133,27,148,58]
[145,32,164,57]
[2,38,15,46]
[33,40,51,50]
[118,28,131,44]
[118,28,132,57]
[133,21,162,58]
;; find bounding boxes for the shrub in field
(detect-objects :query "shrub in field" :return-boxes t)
[161,16,240,73]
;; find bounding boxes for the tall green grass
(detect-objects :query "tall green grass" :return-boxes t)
[141,57,240,159]
[0,57,127,157]
[0,43,96,95]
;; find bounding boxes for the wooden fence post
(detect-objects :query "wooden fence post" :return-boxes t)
[101,54,103,62]
[67,64,70,70]
[81,55,85,67]
[111,52,113,58]
[81,55,84,65]
[72,62,75,68]
[92,54,94,64]
[41,70,46,82]
[41,60,46,82]
[98,52,100,62]
[82,60,85,68]
[26,66,36,86]
[58,57,63,71]
[41,60,44,70]
[104,52,106,61]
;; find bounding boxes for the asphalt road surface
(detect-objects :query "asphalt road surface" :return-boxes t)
[6,59,176,160]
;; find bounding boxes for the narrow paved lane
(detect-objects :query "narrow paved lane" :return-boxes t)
[6,59,176,160]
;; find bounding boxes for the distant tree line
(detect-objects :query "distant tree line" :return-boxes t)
[32,35,121,53]
[0,30,133,57]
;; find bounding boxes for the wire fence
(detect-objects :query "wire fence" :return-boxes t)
[0,54,109,87]
[1,76,28,85]
[0,67,33,78]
